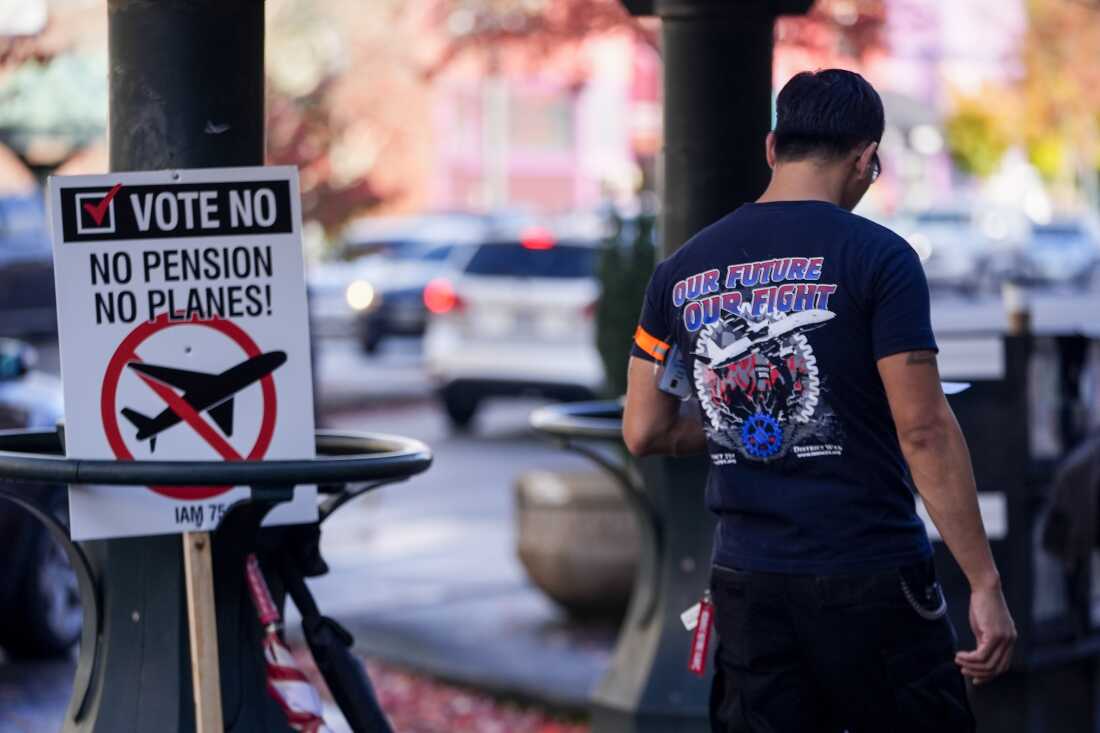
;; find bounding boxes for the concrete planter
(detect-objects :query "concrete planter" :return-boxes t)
[515,470,639,617]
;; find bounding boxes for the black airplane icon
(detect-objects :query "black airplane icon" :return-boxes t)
[120,351,286,452]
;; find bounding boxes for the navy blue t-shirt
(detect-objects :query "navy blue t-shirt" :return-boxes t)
[632,200,936,574]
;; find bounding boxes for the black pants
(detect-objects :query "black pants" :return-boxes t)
[708,556,976,733]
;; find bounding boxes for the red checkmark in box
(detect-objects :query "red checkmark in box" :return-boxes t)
[81,183,123,227]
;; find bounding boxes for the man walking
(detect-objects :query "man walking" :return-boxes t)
[622,69,1015,732]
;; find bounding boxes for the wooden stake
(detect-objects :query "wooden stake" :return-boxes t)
[182,531,224,733]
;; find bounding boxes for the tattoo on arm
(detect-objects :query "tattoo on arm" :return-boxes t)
[906,350,938,366]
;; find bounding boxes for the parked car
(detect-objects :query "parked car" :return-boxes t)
[307,213,486,349]
[307,259,363,339]
[423,226,604,429]
[1009,218,1100,289]
[0,338,80,659]
[0,194,57,338]
[350,241,472,353]
[895,208,992,296]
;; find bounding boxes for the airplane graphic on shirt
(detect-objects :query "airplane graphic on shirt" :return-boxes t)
[696,309,835,369]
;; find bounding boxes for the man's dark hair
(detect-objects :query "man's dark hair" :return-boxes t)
[773,69,884,162]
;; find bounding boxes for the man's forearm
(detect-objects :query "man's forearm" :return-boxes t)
[632,415,708,457]
[901,408,1000,591]
[623,356,708,458]
[665,415,708,456]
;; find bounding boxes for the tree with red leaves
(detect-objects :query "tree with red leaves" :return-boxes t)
[421,0,655,77]
[424,0,885,74]
[778,0,887,63]
[265,0,433,236]
[266,82,385,237]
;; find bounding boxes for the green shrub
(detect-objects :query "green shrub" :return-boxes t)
[594,211,658,398]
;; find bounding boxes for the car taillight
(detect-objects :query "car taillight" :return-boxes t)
[521,226,555,250]
[583,299,599,319]
[424,278,464,314]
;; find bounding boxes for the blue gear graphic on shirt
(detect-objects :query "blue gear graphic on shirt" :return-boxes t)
[740,412,783,459]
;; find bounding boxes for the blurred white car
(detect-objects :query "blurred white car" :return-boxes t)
[896,209,992,295]
[306,213,485,342]
[307,259,364,338]
[423,227,604,429]
[1010,217,1100,289]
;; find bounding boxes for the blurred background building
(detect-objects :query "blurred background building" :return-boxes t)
[2,0,1097,235]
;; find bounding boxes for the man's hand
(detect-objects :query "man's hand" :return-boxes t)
[956,583,1017,685]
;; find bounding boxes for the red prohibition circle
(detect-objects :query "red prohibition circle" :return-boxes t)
[101,313,278,500]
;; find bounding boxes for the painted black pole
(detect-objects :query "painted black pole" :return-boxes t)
[594,2,811,731]
[108,0,265,172]
[65,2,286,731]
[660,0,804,258]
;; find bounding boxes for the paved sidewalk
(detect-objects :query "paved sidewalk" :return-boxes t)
[288,577,618,713]
[286,403,625,713]
[314,336,433,414]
